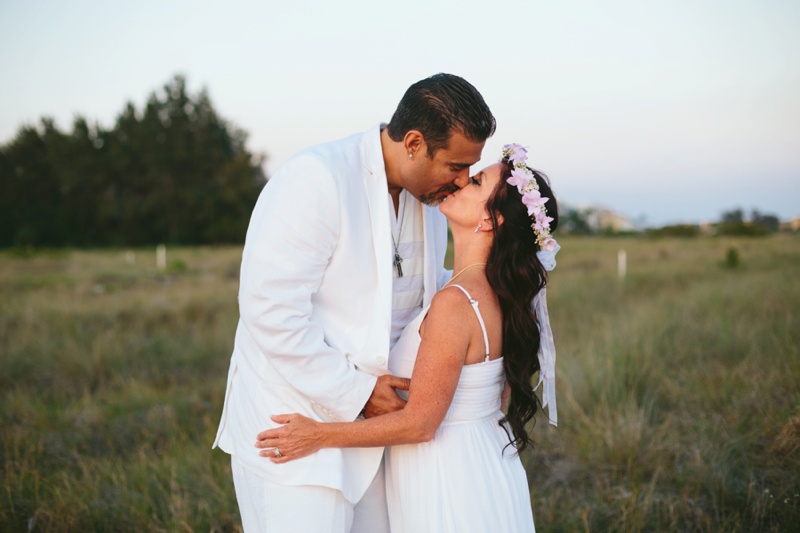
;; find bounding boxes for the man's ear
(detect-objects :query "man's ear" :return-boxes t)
[403,130,424,158]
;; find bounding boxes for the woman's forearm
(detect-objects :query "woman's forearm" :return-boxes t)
[319,407,436,449]
[257,402,443,461]
[258,298,468,461]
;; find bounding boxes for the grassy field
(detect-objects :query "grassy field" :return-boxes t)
[1,236,798,532]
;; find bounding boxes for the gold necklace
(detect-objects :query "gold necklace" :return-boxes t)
[445,263,486,287]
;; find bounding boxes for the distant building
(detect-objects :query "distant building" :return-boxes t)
[587,208,634,232]
[779,217,800,232]
[558,203,637,234]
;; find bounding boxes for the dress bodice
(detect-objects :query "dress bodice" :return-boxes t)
[388,287,505,423]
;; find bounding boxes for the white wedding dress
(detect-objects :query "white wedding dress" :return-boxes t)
[385,285,536,532]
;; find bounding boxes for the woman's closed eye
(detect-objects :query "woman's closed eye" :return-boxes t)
[469,175,481,185]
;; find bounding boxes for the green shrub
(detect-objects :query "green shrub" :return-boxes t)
[647,224,700,238]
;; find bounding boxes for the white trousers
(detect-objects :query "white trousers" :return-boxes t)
[231,455,390,533]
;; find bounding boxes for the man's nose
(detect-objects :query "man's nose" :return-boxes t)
[453,172,470,190]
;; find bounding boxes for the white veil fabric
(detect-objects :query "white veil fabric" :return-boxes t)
[533,244,559,427]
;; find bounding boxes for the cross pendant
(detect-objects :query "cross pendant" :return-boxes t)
[393,252,404,277]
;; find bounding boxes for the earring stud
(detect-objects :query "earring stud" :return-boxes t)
[408,153,413,159]
[474,224,482,233]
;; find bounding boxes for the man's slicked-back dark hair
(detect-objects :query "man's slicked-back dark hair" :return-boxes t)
[386,73,496,157]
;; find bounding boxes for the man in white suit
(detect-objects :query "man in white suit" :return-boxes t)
[213,73,495,532]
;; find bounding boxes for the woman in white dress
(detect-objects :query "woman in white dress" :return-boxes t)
[255,144,560,532]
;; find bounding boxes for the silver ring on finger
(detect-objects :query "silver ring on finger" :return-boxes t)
[274,447,282,457]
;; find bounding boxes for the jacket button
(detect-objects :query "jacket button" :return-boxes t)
[376,356,387,365]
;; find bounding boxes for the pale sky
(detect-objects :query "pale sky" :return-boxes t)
[2,0,798,226]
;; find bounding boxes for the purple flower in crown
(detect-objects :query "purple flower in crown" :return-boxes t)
[502,143,559,255]
[539,235,558,252]
[534,213,554,232]
[522,189,549,216]
[507,167,531,193]
[502,143,528,164]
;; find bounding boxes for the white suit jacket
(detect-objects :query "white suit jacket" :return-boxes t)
[213,124,450,503]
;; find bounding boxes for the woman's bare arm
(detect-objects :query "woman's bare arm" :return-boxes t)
[255,289,473,463]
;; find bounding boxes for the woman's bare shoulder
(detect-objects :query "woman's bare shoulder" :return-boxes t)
[420,286,474,336]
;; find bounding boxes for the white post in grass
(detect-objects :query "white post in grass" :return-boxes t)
[157,244,166,270]
[618,249,627,280]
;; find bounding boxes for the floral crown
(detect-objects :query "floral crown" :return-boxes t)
[501,143,558,253]
[503,143,560,427]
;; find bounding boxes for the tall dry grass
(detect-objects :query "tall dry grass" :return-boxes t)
[1,247,243,531]
[527,235,799,532]
[1,237,798,531]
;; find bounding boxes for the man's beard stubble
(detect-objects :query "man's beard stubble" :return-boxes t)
[419,184,460,207]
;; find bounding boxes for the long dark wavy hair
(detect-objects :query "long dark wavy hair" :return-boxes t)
[485,158,558,453]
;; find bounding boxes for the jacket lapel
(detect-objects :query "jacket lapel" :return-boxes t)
[361,125,393,333]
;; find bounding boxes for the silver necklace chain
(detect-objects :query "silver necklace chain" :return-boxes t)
[391,195,404,277]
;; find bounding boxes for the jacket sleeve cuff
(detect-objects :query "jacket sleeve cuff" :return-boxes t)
[312,371,378,422]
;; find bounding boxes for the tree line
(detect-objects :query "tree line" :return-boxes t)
[0,76,266,248]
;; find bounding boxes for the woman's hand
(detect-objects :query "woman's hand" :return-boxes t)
[255,414,324,464]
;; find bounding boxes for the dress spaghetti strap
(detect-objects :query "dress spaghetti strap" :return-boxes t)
[447,284,491,361]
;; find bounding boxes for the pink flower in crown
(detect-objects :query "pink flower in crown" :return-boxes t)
[503,143,528,164]
[540,235,558,252]
[534,213,554,232]
[522,189,549,216]
[507,168,531,193]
